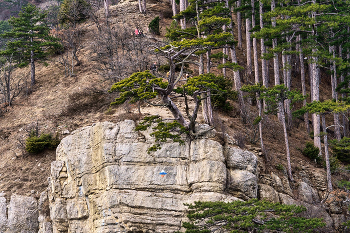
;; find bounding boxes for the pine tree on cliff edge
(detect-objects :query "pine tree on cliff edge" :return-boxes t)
[0,3,62,87]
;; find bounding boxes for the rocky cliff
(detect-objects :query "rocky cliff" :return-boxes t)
[0,120,348,232]
[47,120,258,232]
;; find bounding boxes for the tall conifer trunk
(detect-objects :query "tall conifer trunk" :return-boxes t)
[104,0,109,18]
[222,25,227,77]
[341,45,350,137]
[297,35,309,133]
[312,60,322,154]
[311,2,321,153]
[280,101,293,181]
[30,34,35,87]
[246,17,252,82]
[251,0,259,85]
[271,0,279,86]
[229,18,247,121]
[260,2,267,88]
[171,0,178,16]
[330,45,341,140]
[237,0,242,49]
[322,114,333,191]
[251,0,265,155]
[180,0,186,29]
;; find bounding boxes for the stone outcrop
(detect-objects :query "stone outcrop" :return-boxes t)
[0,193,39,233]
[46,120,258,232]
[3,120,349,232]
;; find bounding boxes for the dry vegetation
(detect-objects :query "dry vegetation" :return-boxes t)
[0,0,347,201]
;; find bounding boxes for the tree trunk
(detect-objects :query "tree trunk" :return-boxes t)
[271,0,279,86]
[280,101,293,181]
[252,0,265,157]
[251,0,260,83]
[229,18,247,122]
[104,0,109,18]
[162,94,189,128]
[246,17,252,82]
[199,54,211,125]
[341,45,350,137]
[180,0,186,29]
[311,0,321,154]
[222,25,227,77]
[309,61,313,100]
[260,2,267,88]
[30,49,35,87]
[142,0,146,13]
[207,91,214,125]
[171,0,178,16]
[330,45,341,140]
[138,0,144,13]
[259,1,268,111]
[322,114,333,191]
[223,46,228,77]
[251,0,259,85]
[237,0,242,49]
[311,58,322,154]
[297,35,309,134]
[206,50,211,74]
[283,47,292,129]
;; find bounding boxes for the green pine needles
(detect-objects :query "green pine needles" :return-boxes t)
[149,16,160,35]
[58,0,90,26]
[25,131,60,154]
[135,115,187,153]
[330,137,350,163]
[301,142,322,164]
[180,199,325,233]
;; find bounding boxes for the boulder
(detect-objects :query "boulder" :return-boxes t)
[227,170,257,199]
[298,181,320,204]
[259,184,279,203]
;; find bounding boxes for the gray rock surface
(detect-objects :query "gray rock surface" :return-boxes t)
[7,194,39,233]
[259,184,279,203]
[298,181,320,204]
[48,121,257,232]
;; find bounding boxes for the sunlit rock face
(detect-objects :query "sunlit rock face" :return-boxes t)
[47,120,258,232]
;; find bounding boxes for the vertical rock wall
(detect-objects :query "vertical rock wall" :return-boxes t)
[47,120,258,232]
[0,193,39,233]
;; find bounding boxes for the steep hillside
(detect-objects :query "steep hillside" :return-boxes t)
[0,0,347,209]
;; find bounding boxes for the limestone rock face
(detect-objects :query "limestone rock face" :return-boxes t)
[258,184,279,203]
[48,121,258,232]
[298,181,320,204]
[0,194,39,233]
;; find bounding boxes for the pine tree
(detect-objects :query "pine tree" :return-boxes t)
[0,20,11,50]
[254,0,348,153]
[169,0,235,125]
[294,100,350,191]
[0,4,62,87]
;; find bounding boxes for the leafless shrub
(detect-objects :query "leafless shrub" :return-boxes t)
[160,9,173,19]
[262,115,280,140]
[0,55,25,113]
[243,108,259,144]
[117,112,142,122]
[89,20,164,83]
[54,27,84,77]
[60,88,108,116]
[234,132,246,148]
